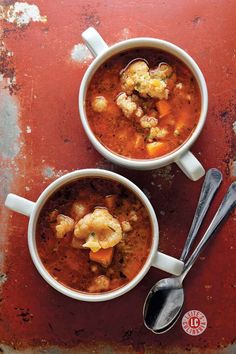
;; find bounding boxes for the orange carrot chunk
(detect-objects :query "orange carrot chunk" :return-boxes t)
[156,100,171,118]
[146,142,169,157]
[105,195,117,209]
[89,247,114,267]
[175,109,191,132]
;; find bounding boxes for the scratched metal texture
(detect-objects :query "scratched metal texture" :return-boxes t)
[0,0,235,353]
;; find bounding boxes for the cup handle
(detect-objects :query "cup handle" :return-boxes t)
[82,27,109,57]
[5,193,35,217]
[175,150,205,181]
[151,251,184,276]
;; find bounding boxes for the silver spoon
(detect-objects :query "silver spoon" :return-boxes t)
[143,168,222,332]
[143,168,222,333]
[180,168,223,261]
[144,181,236,334]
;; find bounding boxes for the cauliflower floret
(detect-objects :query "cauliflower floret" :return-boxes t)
[120,60,169,99]
[92,96,108,112]
[74,208,122,252]
[148,79,169,99]
[55,214,75,238]
[116,92,137,118]
[121,60,149,94]
[175,82,183,89]
[82,233,101,252]
[121,221,133,232]
[140,115,158,128]
[128,210,138,222]
[148,127,168,141]
[150,63,173,80]
[88,275,110,293]
[135,106,144,118]
[71,202,89,221]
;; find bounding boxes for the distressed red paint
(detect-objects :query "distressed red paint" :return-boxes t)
[0,0,236,352]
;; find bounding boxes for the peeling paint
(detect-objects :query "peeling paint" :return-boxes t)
[0,168,13,270]
[0,272,7,284]
[71,43,93,63]
[232,121,236,135]
[0,84,21,160]
[151,165,175,183]
[231,160,236,177]
[0,2,47,27]
[0,343,235,354]
[119,27,131,40]
[42,166,55,178]
[0,168,13,201]
[0,41,19,94]
[42,166,69,179]
[26,125,31,133]
[95,158,116,171]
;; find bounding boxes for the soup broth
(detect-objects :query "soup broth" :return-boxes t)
[36,178,152,293]
[86,48,201,159]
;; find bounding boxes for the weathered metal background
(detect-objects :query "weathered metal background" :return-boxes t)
[0,0,235,353]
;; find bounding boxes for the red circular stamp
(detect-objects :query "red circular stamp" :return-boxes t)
[182,310,207,336]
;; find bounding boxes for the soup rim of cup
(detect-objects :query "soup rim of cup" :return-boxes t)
[27,168,159,302]
[79,36,208,170]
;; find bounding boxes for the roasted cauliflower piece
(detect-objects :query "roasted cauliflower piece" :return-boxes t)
[92,96,108,112]
[128,210,138,222]
[135,106,144,118]
[71,201,89,221]
[116,92,138,118]
[140,115,158,128]
[147,79,169,99]
[121,221,133,232]
[74,208,122,252]
[120,60,170,99]
[55,214,75,238]
[150,63,173,80]
[88,275,110,293]
[121,60,149,94]
[148,127,169,142]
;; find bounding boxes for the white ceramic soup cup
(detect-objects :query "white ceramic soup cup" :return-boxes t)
[5,169,184,302]
[79,27,208,181]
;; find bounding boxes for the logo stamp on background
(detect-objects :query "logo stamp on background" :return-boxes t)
[182,310,207,336]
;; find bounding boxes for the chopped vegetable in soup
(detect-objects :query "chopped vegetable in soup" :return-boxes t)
[36,178,152,293]
[86,48,201,159]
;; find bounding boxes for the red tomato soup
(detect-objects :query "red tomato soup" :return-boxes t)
[85,48,201,159]
[36,178,152,293]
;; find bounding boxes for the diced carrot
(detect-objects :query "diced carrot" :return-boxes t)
[89,247,114,267]
[105,195,116,209]
[175,109,190,131]
[146,141,169,157]
[156,100,171,118]
[122,260,138,280]
[134,134,143,148]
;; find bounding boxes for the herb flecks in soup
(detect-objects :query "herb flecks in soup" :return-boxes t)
[86,49,201,159]
[36,178,152,293]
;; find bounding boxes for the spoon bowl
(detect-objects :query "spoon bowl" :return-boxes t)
[143,277,184,332]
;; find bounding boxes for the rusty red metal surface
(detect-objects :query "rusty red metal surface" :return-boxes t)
[0,0,236,352]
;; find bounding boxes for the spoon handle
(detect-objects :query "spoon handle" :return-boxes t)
[180,182,236,281]
[180,168,222,261]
